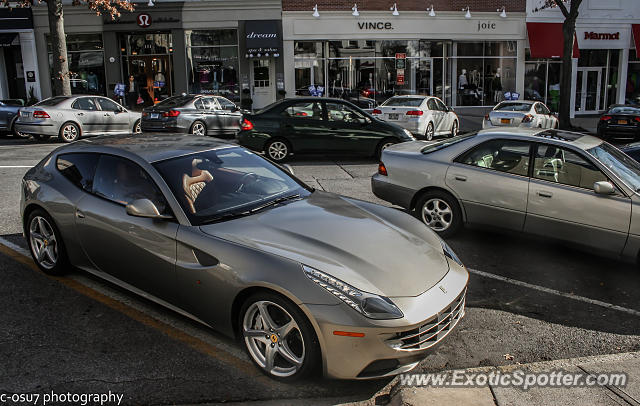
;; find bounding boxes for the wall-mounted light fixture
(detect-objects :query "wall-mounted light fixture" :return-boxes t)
[426,5,435,17]
[463,6,471,19]
[390,3,399,16]
[498,6,507,18]
[312,4,320,18]
[352,3,359,16]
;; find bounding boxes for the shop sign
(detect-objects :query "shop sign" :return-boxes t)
[137,13,152,28]
[583,32,620,40]
[395,53,406,70]
[357,21,393,30]
[245,20,281,55]
[26,71,35,83]
[397,69,405,85]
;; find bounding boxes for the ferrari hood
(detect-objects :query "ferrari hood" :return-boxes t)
[199,191,449,297]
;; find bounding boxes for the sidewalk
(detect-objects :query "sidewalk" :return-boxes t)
[380,351,640,406]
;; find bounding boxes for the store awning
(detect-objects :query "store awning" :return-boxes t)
[527,22,580,58]
[633,24,640,56]
[0,33,17,47]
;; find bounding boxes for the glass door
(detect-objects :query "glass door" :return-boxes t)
[251,59,275,110]
[575,67,602,113]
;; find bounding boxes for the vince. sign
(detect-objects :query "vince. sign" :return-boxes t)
[357,22,393,30]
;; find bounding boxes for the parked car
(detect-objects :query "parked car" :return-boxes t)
[0,100,26,137]
[21,134,468,380]
[141,94,242,137]
[620,142,640,163]
[597,105,640,142]
[371,95,459,141]
[372,128,640,261]
[15,95,141,143]
[483,101,558,130]
[237,97,415,162]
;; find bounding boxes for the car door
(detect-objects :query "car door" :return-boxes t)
[0,103,9,131]
[533,103,546,128]
[426,98,443,133]
[445,138,532,230]
[434,98,451,133]
[280,101,327,152]
[324,101,376,154]
[74,154,179,302]
[216,97,242,134]
[539,103,554,128]
[202,97,225,135]
[96,97,131,134]
[193,97,213,135]
[524,143,631,254]
[71,97,103,135]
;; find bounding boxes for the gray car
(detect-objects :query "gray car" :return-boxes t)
[21,134,468,381]
[0,100,27,137]
[141,95,243,137]
[372,128,640,261]
[15,95,141,143]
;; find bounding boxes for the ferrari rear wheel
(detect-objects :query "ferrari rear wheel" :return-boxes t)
[26,209,69,275]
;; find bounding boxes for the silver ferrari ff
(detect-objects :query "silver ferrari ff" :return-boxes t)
[21,134,468,381]
[373,129,640,261]
[15,96,141,143]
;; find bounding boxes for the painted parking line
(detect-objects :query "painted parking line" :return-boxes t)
[0,236,271,383]
[468,267,640,317]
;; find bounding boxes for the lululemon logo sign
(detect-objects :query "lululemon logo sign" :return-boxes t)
[137,13,152,28]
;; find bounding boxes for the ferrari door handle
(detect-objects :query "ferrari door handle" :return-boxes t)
[454,175,467,181]
[538,191,553,198]
[76,113,84,116]
[75,210,85,219]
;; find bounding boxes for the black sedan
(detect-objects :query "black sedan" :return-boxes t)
[141,95,242,137]
[236,97,415,162]
[0,100,27,137]
[597,105,640,142]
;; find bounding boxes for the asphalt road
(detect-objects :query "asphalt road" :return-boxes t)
[0,135,638,405]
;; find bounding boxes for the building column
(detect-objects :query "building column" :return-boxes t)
[18,31,41,101]
[171,29,187,95]
[0,48,8,99]
[570,58,578,118]
[283,39,294,98]
[618,47,629,104]
[516,39,525,98]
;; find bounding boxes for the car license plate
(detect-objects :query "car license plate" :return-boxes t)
[150,113,160,119]
[388,113,399,120]
[501,118,511,124]
[21,111,30,118]
[618,119,628,125]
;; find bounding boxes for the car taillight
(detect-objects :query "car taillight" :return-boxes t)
[142,111,149,118]
[372,109,382,115]
[406,110,423,116]
[484,114,490,121]
[634,117,640,123]
[600,115,612,121]
[378,162,388,176]
[294,111,308,116]
[33,110,50,119]
[522,114,534,123]
[162,110,180,117]
[241,118,254,131]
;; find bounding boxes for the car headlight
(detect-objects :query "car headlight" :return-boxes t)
[441,240,464,267]
[402,128,416,140]
[302,265,404,320]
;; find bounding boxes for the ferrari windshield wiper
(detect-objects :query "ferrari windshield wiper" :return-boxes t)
[201,210,252,224]
[250,194,302,214]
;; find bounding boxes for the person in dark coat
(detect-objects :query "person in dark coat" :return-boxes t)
[126,75,139,109]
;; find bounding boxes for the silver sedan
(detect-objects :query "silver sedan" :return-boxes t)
[373,129,640,261]
[372,95,459,141]
[21,134,468,380]
[16,95,141,142]
[483,100,558,130]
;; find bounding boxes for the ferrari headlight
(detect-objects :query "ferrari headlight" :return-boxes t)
[441,240,464,267]
[302,265,404,320]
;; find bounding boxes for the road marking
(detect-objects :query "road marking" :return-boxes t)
[468,267,640,317]
[0,236,270,382]
[0,165,33,168]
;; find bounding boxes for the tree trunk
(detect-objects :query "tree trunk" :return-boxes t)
[47,0,71,96]
[558,16,576,130]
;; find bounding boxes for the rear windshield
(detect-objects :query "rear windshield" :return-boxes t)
[156,96,193,108]
[382,97,425,107]
[37,97,69,106]
[608,106,640,115]
[494,102,533,112]
[421,133,477,154]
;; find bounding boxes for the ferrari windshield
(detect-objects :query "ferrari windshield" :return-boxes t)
[154,147,310,224]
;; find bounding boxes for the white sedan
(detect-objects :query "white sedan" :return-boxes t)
[483,100,558,130]
[372,95,459,140]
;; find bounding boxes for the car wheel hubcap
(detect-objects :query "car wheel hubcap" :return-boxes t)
[426,124,434,140]
[452,122,458,136]
[192,123,205,136]
[243,300,305,377]
[268,142,288,160]
[422,198,452,231]
[29,216,58,269]
[134,122,141,134]
[62,125,77,141]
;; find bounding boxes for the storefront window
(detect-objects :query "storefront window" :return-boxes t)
[294,41,324,96]
[119,33,173,108]
[47,33,106,96]
[627,50,640,105]
[524,48,563,111]
[186,29,239,101]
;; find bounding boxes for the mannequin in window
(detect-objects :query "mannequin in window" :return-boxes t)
[493,68,503,103]
[332,73,344,98]
[458,69,468,105]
